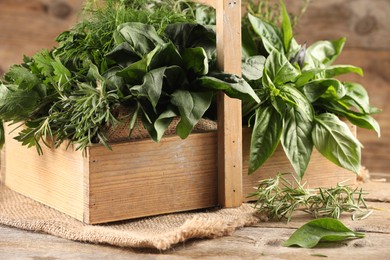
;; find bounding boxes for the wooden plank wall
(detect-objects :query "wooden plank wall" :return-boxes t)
[0,0,389,174]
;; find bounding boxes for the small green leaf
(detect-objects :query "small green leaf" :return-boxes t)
[153,107,178,141]
[248,13,283,54]
[105,42,141,67]
[283,218,365,248]
[325,65,363,78]
[117,22,165,56]
[301,79,346,102]
[197,74,260,103]
[130,67,166,112]
[265,50,300,86]
[312,113,361,174]
[280,0,293,53]
[182,47,209,76]
[171,90,213,139]
[248,106,283,174]
[305,38,346,69]
[242,55,266,81]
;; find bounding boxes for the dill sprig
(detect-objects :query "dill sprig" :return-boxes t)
[248,173,372,222]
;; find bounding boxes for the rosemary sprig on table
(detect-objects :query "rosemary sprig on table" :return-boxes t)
[248,173,372,222]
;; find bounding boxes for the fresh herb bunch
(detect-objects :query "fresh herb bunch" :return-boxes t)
[248,173,372,222]
[242,0,381,178]
[0,0,260,153]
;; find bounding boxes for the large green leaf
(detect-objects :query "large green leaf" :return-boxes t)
[305,38,346,69]
[171,90,213,139]
[280,84,314,119]
[283,218,365,248]
[280,86,314,179]
[164,23,216,58]
[242,55,266,81]
[301,79,346,102]
[148,42,184,70]
[248,106,283,174]
[312,113,361,174]
[265,50,300,86]
[322,101,381,137]
[341,82,373,114]
[105,42,141,67]
[282,106,313,178]
[117,58,148,85]
[130,67,166,112]
[117,22,165,56]
[196,74,260,103]
[248,13,283,54]
[182,47,209,76]
[325,65,363,78]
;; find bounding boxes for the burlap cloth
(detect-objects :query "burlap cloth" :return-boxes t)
[0,184,263,250]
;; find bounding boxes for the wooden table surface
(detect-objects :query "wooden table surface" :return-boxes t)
[1,174,389,260]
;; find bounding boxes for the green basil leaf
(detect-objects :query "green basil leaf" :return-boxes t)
[312,113,361,174]
[280,0,293,54]
[295,69,320,88]
[283,218,365,248]
[280,84,314,119]
[182,47,209,76]
[301,79,346,102]
[248,106,283,174]
[117,22,165,56]
[325,65,363,78]
[265,50,300,86]
[171,90,213,139]
[305,38,346,69]
[342,82,372,114]
[242,55,266,81]
[130,67,166,112]
[322,101,381,137]
[248,13,283,54]
[281,106,313,179]
[197,74,260,103]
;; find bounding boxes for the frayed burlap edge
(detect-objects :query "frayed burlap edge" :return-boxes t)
[0,185,264,250]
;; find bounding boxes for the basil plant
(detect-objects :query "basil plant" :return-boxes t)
[241,1,380,179]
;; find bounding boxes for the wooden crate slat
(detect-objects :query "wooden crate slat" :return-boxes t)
[216,0,243,207]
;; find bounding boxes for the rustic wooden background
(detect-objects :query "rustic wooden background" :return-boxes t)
[0,0,388,174]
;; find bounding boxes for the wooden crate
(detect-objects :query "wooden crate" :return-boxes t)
[1,125,356,224]
[0,0,356,224]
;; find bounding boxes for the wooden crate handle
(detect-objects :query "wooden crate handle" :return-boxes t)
[192,0,243,207]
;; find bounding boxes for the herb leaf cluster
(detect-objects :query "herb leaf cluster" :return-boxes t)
[243,1,380,178]
[0,0,259,152]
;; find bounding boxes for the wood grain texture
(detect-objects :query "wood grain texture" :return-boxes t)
[216,0,243,208]
[86,132,219,224]
[0,0,83,73]
[1,180,390,259]
[289,0,390,50]
[2,125,86,222]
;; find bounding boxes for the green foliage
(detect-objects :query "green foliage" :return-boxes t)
[244,0,380,179]
[283,218,365,248]
[0,0,260,152]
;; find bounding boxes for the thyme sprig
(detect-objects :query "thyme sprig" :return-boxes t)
[248,173,372,222]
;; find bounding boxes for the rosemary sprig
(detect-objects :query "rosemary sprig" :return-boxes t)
[248,173,372,222]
